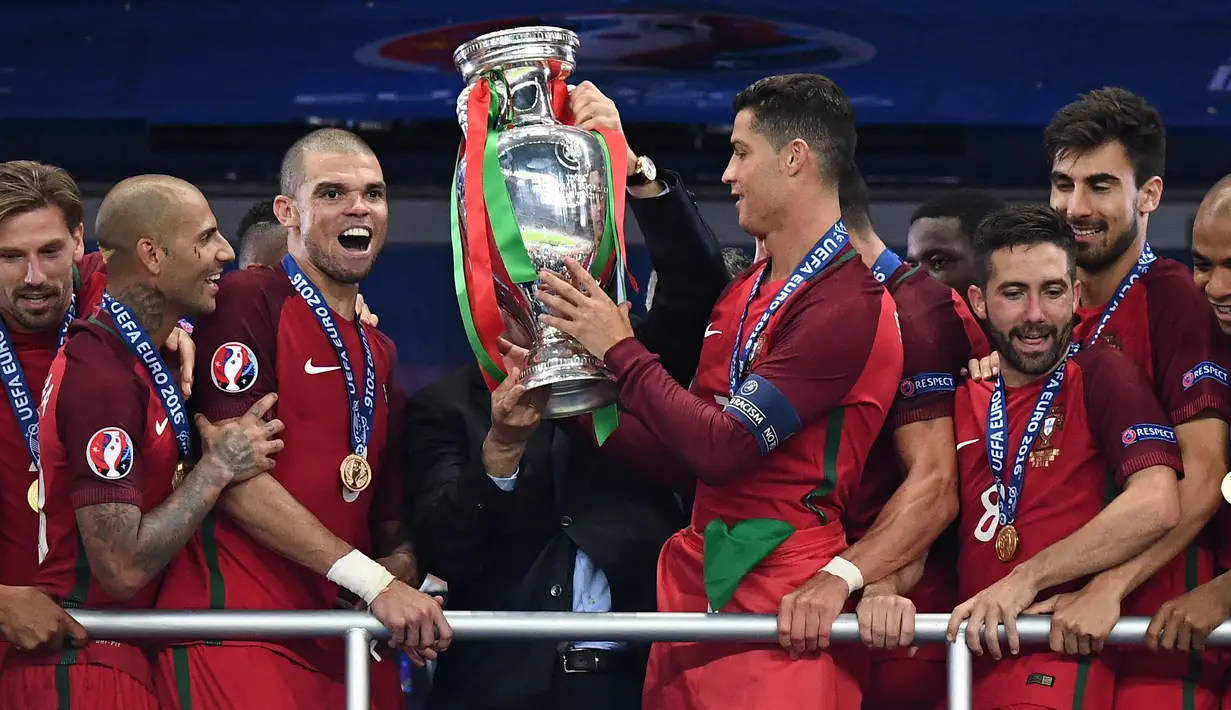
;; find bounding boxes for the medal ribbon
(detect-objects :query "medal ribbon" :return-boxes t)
[1068,242,1155,356]
[282,255,377,459]
[727,220,850,397]
[870,248,904,285]
[0,294,75,468]
[99,292,191,459]
[986,359,1067,529]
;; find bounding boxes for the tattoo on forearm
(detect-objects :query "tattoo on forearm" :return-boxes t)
[76,470,228,590]
[114,284,167,335]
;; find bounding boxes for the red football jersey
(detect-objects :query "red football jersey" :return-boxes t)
[955,346,1183,602]
[0,252,106,586]
[846,261,990,615]
[25,309,179,684]
[1071,256,1230,614]
[156,264,405,676]
[604,245,903,531]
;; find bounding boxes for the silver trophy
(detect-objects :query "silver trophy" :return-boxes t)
[453,26,619,419]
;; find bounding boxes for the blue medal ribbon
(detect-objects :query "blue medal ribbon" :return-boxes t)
[0,294,75,469]
[282,254,377,460]
[1068,242,1155,356]
[986,359,1067,529]
[727,220,850,396]
[100,292,191,459]
[870,248,904,285]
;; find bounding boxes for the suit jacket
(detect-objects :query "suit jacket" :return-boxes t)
[406,172,730,709]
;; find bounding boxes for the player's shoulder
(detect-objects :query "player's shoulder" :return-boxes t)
[1072,345,1146,386]
[891,266,962,315]
[218,264,293,300]
[365,324,398,363]
[59,319,134,391]
[799,249,887,310]
[1140,256,1204,303]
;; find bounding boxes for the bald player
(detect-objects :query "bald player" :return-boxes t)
[236,199,289,269]
[1136,177,1231,662]
[154,128,447,710]
[1192,175,1231,334]
[0,175,283,709]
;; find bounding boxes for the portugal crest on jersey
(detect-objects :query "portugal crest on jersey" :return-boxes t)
[1029,403,1065,468]
[211,342,258,393]
[86,427,134,480]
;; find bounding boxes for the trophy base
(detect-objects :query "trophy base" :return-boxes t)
[521,353,618,419]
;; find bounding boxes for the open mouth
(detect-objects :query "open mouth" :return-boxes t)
[339,227,373,252]
[17,291,56,309]
[1069,222,1104,240]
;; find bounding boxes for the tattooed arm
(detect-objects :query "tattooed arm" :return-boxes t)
[77,394,284,600]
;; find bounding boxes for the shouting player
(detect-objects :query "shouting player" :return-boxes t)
[0,174,283,709]
[154,128,449,710]
[948,204,1181,710]
[537,74,903,710]
[835,163,989,709]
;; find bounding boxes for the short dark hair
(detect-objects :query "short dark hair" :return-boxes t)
[237,199,279,240]
[838,161,873,233]
[280,128,376,196]
[910,189,1008,245]
[732,74,855,186]
[973,205,1077,287]
[1043,87,1166,187]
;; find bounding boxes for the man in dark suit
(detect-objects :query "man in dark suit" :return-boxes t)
[406,86,732,710]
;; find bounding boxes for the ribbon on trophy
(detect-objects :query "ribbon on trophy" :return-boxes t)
[450,67,633,444]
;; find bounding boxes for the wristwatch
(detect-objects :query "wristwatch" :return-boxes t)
[626,155,658,187]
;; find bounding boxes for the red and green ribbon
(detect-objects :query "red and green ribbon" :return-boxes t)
[450,73,634,444]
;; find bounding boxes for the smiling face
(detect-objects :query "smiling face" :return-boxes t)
[1191,184,1231,333]
[0,205,83,331]
[721,109,792,241]
[281,151,388,285]
[1049,141,1162,273]
[153,186,234,316]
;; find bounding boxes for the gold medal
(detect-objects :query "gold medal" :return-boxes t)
[173,461,193,489]
[995,524,1019,563]
[340,454,372,494]
[26,480,38,512]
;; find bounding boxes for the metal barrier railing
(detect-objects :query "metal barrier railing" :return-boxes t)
[67,610,1231,710]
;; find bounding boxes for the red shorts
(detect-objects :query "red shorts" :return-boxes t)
[971,652,1115,710]
[153,643,404,710]
[0,662,157,710]
[1113,650,1224,710]
[864,645,946,710]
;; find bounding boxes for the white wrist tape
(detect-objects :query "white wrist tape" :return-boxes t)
[327,550,396,605]
[820,556,864,596]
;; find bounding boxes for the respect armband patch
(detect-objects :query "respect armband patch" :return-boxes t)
[723,374,802,454]
[1121,423,1177,446]
[898,372,956,399]
[1182,361,1229,391]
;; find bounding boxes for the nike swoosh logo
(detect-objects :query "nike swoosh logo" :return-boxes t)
[305,359,341,375]
[155,419,168,436]
[956,438,980,452]
[704,324,722,338]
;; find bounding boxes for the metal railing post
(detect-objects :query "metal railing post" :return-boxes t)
[947,635,973,710]
[345,627,371,710]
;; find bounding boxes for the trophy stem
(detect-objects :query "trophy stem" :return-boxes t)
[520,324,618,419]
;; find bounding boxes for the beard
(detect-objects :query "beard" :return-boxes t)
[986,317,1074,377]
[5,285,70,331]
[1073,212,1139,272]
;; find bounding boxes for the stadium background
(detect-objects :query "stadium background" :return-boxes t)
[4,0,1229,392]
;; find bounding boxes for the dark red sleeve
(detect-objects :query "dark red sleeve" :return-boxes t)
[57,333,148,509]
[604,272,896,486]
[371,343,407,524]
[887,280,973,429]
[1146,272,1231,425]
[74,251,108,313]
[1077,347,1185,486]
[190,269,280,422]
